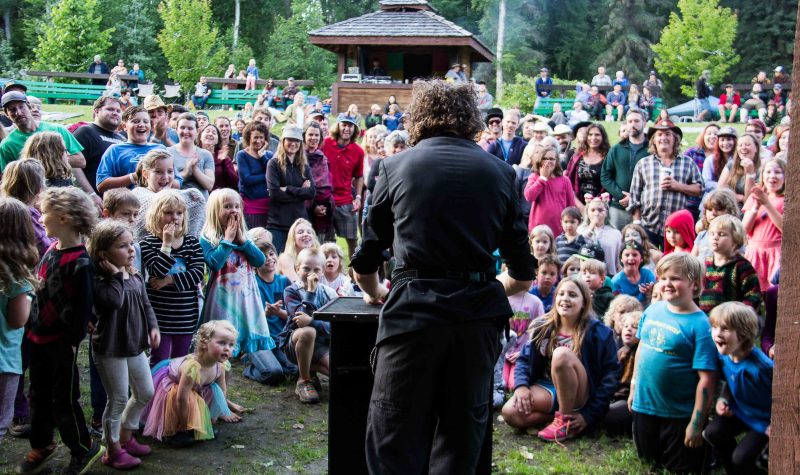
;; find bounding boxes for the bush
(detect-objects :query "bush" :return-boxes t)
[499,74,580,111]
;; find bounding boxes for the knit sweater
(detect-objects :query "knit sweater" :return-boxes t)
[700,254,762,314]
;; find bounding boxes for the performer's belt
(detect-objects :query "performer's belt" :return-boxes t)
[392,268,495,285]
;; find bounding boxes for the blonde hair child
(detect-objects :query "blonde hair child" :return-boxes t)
[277,218,320,281]
[140,190,205,365]
[0,198,38,445]
[692,188,739,260]
[603,295,643,342]
[319,242,354,296]
[579,193,622,275]
[20,131,73,187]
[200,189,275,357]
[529,224,557,261]
[141,321,243,445]
[0,158,51,256]
[88,220,159,468]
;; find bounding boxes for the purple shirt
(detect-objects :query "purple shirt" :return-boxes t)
[29,206,53,257]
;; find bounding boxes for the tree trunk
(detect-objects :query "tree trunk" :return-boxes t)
[495,0,505,102]
[770,1,800,473]
[3,8,10,42]
[232,0,240,49]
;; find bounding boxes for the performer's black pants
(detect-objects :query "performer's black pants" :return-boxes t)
[365,319,501,475]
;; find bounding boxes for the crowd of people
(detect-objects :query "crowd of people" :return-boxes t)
[0,67,786,474]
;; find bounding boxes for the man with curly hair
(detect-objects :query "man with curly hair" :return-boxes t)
[352,80,534,473]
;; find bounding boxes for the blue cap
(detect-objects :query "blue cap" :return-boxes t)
[336,113,358,127]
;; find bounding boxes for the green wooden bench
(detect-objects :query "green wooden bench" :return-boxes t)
[19,81,107,105]
[535,97,664,121]
[205,87,305,110]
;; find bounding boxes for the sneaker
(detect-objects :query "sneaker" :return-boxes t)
[15,441,58,474]
[87,417,103,438]
[295,379,320,404]
[121,436,151,456]
[101,448,140,470]
[537,412,582,442]
[63,441,105,475]
[9,417,31,438]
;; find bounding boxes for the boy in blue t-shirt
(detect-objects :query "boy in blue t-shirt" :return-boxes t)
[629,253,718,473]
[611,240,656,303]
[703,302,771,474]
[246,231,297,384]
[529,254,559,312]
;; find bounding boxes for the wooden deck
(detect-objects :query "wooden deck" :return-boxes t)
[331,82,413,115]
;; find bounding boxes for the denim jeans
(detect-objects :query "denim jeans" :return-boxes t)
[243,349,297,385]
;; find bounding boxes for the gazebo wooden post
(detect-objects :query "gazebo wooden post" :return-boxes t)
[769,2,800,473]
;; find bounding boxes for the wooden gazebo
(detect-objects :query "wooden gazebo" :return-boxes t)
[308,0,493,115]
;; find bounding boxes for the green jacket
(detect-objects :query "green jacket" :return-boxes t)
[600,139,650,210]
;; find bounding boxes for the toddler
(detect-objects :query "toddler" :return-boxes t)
[692,188,739,261]
[664,209,696,255]
[555,207,589,264]
[529,254,559,312]
[603,294,643,348]
[320,242,354,296]
[603,311,641,435]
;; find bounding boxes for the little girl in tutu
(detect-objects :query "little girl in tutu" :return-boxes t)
[141,321,243,446]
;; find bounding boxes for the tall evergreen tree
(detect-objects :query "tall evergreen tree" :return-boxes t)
[722,0,795,81]
[538,0,603,80]
[595,0,672,82]
[100,0,169,82]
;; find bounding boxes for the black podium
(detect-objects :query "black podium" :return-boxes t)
[314,297,380,475]
[315,296,494,474]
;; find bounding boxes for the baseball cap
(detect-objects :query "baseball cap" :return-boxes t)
[774,83,783,90]
[540,67,549,73]
[775,66,784,73]
[576,243,605,263]
[2,80,27,95]
[309,110,325,119]
[281,125,304,141]
[336,113,357,127]
[1,91,28,108]
[649,70,657,76]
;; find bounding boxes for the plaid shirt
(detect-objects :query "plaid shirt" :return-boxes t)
[628,153,703,235]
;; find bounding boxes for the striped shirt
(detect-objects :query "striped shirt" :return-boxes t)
[628,153,703,237]
[700,254,762,315]
[140,234,205,334]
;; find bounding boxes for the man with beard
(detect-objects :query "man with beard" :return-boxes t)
[601,109,650,229]
[321,114,364,259]
[73,97,126,199]
[352,80,533,473]
[0,91,85,173]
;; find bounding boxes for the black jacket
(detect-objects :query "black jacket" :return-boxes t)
[266,158,315,231]
[351,135,534,344]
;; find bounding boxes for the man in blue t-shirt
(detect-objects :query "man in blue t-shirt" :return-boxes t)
[96,105,170,193]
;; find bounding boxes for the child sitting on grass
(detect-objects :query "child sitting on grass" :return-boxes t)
[603,294,643,348]
[699,215,761,315]
[629,253,718,474]
[579,258,614,317]
[611,240,656,303]
[529,254,560,313]
[246,228,297,385]
[603,311,641,436]
[703,302,772,475]
[502,277,619,442]
[319,242,354,296]
[279,248,337,404]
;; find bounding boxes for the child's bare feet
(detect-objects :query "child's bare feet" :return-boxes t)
[227,400,245,414]
[220,413,242,423]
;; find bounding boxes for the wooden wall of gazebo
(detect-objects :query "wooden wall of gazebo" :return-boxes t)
[770,2,800,473]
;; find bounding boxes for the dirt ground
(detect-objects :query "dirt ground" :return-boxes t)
[0,351,654,475]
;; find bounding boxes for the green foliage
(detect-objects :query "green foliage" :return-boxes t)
[538,0,603,81]
[596,0,671,82]
[100,0,169,83]
[32,0,113,71]
[0,40,23,76]
[652,0,740,97]
[263,0,337,96]
[157,0,227,88]
[228,42,255,73]
[318,0,376,23]
[499,74,576,111]
[722,0,795,82]
[478,0,546,81]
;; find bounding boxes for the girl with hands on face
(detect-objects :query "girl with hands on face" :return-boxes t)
[200,189,276,359]
[140,191,206,366]
[523,144,576,236]
[89,221,160,468]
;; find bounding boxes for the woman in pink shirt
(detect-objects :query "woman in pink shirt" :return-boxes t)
[524,143,576,234]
